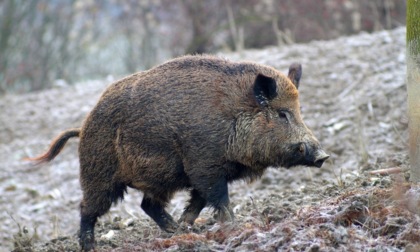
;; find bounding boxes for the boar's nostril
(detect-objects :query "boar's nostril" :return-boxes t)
[314,150,329,168]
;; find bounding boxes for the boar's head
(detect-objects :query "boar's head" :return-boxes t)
[228,63,329,170]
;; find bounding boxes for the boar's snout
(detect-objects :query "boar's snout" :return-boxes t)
[313,149,330,168]
[299,142,329,168]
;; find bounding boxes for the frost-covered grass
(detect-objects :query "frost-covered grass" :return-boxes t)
[1,27,414,251]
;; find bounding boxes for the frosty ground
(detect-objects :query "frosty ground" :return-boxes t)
[1,27,419,251]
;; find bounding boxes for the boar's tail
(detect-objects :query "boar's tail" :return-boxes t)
[26,128,80,164]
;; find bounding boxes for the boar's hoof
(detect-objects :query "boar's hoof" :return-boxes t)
[214,206,235,223]
[79,231,94,251]
[174,221,194,234]
[162,221,179,233]
[178,212,197,225]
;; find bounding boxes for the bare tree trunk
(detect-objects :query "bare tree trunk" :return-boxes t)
[369,1,383,31]
[407,0,420,182]
[0,1,16,92]
[272,16,293,47]
[226,4,244,52]
[383,0,394,29]
[182,0,215,54]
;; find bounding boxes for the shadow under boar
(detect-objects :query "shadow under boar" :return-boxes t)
[29,55,329,251]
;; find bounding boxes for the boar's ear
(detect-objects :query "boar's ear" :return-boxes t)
[287,63,302,89]
[253,74,278,107]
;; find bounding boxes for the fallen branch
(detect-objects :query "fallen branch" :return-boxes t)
[369,167,403,175]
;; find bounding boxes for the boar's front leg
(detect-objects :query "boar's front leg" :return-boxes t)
[141,195,178,233]
[208,177,234,223]
[178,189,207,224]
[188,172,234,223]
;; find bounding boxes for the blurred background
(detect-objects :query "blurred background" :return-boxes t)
[0,0,405,94]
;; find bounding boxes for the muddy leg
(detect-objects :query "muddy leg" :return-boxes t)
[141,195,178,233]
[178,189,207,224]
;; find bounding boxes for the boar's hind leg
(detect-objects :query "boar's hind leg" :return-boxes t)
[79,170,127,251]
[141,195,178,233]
[79,176,126,251]
[178,189,207,224]
[79,190,118,251]
[79,211,96,251]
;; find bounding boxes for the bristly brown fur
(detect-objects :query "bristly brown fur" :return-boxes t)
[26,129,80,164]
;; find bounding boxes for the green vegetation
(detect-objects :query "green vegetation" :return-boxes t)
[407,0,420,182]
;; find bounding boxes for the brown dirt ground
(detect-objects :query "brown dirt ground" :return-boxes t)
[2,27,419,251]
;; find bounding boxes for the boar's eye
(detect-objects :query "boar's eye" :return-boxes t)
[279,110,289,124]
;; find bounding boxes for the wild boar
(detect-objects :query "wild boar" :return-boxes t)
[30,55,329,251]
